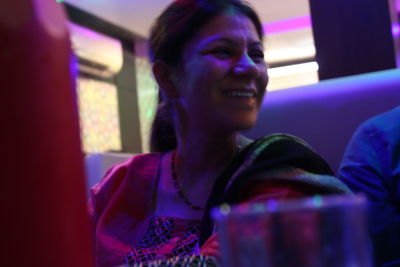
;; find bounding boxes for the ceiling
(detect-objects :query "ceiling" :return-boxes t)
[64,0,315,64]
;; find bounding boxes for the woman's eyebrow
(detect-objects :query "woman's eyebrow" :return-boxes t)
[249,41,264,49]
[199,36,263,48]
[199,37,236,47]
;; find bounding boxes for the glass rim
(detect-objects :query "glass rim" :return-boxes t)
[212,193,366,219]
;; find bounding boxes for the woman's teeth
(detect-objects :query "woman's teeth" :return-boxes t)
[224,91,255,97]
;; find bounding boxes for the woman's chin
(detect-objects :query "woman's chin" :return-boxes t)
[229,118,257,132]
[237,115,258,129]
[237,122,256,131]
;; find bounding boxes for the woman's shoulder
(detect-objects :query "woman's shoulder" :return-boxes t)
[89,153,163,214]
[93,153,161,188]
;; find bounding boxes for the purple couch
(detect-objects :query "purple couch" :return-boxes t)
[244,68,400,173]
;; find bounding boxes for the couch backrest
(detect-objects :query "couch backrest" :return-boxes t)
[243,68,400,173]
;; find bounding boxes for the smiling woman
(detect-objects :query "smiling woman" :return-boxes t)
[88,0,351,266]
[158,13,268,138]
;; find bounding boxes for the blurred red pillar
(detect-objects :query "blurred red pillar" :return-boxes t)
[0,0,94,266]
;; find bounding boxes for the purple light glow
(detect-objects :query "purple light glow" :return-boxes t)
[69,23,101,40]
[392,24,400,37]
[263,15,312,35]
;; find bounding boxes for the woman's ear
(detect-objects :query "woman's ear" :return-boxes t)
[152,60,180,99]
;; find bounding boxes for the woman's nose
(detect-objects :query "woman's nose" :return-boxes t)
[232,54,259,77]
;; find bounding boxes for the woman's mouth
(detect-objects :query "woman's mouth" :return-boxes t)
[221,89,257,98]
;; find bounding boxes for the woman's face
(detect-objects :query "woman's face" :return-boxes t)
[172,11,268,134]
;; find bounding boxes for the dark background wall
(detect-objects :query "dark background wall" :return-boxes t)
[309,0,399,80]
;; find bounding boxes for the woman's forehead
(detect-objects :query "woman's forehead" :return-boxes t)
[189,13,261,47]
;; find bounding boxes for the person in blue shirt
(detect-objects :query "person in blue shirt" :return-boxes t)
[339,106,400,267]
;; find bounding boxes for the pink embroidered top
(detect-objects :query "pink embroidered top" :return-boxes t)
[89,136,345,266]
[123,216,201,265]
[90,152,208,266]
[89,153,163,267]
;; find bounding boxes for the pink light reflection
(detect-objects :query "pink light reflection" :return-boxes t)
[392,24,400,37]
[263,15,312,35]
[70,23,100,40]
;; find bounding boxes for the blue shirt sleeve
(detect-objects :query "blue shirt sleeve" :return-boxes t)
[339,111,400,266]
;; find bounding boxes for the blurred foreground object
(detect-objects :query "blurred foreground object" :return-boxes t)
[0,0,94,266]
[213,195,372,267]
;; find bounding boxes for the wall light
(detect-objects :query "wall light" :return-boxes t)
[263,15,312,35]
[268,61,319,78]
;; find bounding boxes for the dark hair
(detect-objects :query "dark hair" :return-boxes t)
[149,0,264,152]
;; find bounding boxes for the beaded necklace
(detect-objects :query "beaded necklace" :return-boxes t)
[170,151,204,211]
[170,138,248,211]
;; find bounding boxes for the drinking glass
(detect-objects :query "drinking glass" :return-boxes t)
[212,194,372,267]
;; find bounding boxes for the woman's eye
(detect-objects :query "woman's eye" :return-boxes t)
[249,50,265,63]
[212,48,233,59]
